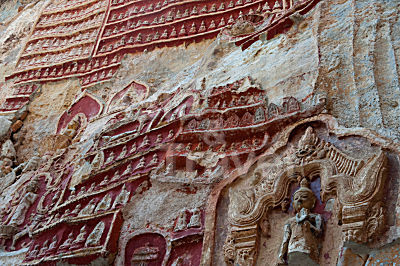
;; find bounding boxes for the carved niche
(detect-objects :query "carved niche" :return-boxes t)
[223,125,388,265]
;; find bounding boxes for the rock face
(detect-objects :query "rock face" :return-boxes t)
[0,0,399,265]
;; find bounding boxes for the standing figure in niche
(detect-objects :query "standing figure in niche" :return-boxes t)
[277,178,322,266]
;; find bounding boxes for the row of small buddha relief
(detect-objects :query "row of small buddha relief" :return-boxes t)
[111,0,179,7]
[92,152,159,182]
[101,130,174,165]
[26,221,105,260]
[186,107,266,131]
[207,92,266,109]
[40,0,107,25]
[44,0,101,13]
[117,153,158,173]
[99,4,261,51]
[111,0,181,8]
[13,84,37,96]
[48,184,130,223]
[81,68,117,85]
[263,0,288,12]
[70,128,171,181]
[108,0,255,27]
[15,54,119,83]
[111,0,259,16]
[109,0,286,25]
[110,0,288,31]
[17,44,94,71]
[173,137,263,155]
[0,99,29,111]
[186,99,300,131]
[28,15,104,48]
[23,29,99,58]
[102,17,228,48]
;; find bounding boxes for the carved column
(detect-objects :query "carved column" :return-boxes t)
[224,224,258,266]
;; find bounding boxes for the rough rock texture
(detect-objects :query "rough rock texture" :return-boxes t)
[0,0,399,265]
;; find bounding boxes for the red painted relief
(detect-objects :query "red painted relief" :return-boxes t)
[56,94,102,134]
[0,97,30,113]
[167,208,204,265]
[181,77,302,134]
[25,211,123,265]
[161,95,194,124]
[15,150,148,264]
[98,0,265,55]
[12,0,108,83]
[1,177,42,247]
[172,208,204,236]
[167,236,203,266]
[169,78,325,177]
[0,72,327,264]
[0,82,36,112]
[11,83,38,97]
[125,233,167,266]
[2,0,320,114]
[233,0,320,49]
[0,156,74,252]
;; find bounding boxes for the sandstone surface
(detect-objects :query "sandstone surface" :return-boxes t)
[0,0,399,265]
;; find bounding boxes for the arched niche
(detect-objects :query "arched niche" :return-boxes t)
[122,231,168,266]
[201,115,399,266]
[56,93,102,135]
[105,80,149,114]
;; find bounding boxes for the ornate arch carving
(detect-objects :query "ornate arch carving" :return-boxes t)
[222,124,388,265]
[56,92,103,135]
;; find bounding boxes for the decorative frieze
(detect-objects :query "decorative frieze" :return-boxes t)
[3,0,321,114]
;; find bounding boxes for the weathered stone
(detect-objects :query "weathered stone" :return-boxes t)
[0,0,399,265]
[0,116,11,140]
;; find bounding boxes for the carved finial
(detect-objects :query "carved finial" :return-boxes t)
[294,178,313,196]
[299,177,310,189]
[296,127,318,158]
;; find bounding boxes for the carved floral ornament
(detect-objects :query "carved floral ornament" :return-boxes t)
[222,123,389,266]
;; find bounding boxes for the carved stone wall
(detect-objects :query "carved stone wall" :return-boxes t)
[218,122,391,265]
[0,0,399,265]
